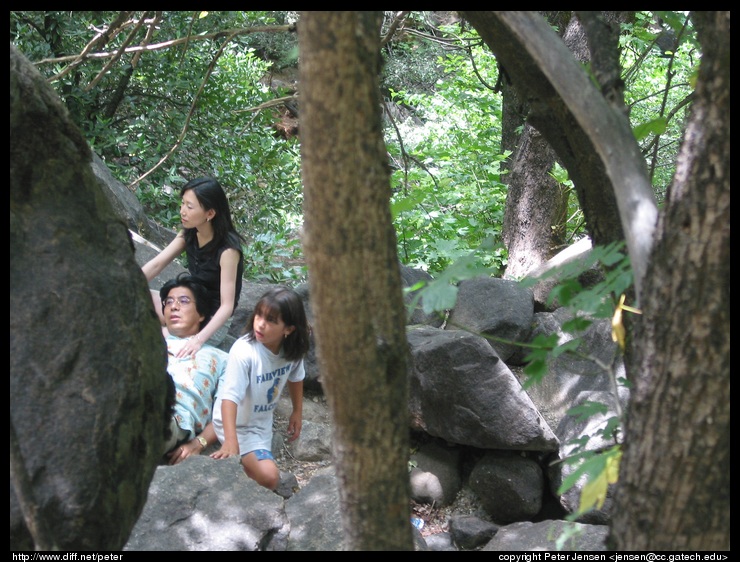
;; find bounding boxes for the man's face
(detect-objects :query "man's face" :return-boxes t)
[163,286,205,338]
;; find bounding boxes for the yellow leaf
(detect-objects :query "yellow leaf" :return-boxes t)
[621,303,642,315]
[580,470,609,511]
[611,306,625,350]
[611,294,641,351]
[579,450,622,514]
[605,449,622,484]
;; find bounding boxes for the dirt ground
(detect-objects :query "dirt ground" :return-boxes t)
[273,400,487,539]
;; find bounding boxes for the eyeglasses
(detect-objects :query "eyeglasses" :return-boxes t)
[163,296,193,307]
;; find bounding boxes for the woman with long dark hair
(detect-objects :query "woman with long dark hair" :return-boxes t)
[143,176,244,356]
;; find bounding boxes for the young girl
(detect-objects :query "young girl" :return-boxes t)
[211,287,310,490]
[142,176,245,356]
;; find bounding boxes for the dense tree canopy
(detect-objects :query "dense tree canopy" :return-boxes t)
[10,11,696,282]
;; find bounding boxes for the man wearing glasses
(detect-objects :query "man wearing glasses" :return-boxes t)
[159,273,229,465]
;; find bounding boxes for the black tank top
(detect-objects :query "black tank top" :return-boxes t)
[184,233,243,320]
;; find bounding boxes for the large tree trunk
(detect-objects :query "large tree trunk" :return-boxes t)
[611,11,730,550]
[501,12,572,282]
[462,10,729,549]
[298,11,414,551]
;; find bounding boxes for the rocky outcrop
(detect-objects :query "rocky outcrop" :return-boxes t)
[103,115,622,551]
[11,43,167,551]
[124,238,622,549]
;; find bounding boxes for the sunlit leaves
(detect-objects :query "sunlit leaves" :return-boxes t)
[520,240,633,320]
[633,117,667,141]
[558,446,622,519]
[386,27,507,275]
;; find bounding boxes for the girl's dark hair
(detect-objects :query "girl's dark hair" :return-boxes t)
[180,176,244,253]
[245,287,310,361]
[159,273,210,330]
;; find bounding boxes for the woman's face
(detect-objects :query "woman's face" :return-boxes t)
[180,189,209,228]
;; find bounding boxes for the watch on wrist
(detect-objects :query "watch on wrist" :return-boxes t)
[197,436,208,449]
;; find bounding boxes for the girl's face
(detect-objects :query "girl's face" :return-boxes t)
[253,306,295,355]
[180,189,212,229]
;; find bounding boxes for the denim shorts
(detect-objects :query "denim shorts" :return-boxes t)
[244,449,274,461]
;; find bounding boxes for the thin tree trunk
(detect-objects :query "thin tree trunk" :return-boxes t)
[461,11,656,302]
[298,11,414,551]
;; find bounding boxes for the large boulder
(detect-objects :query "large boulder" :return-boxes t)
[407,325,558,452]
[447,276,534,362]
[10,43,166,550]
[125,456,289,551]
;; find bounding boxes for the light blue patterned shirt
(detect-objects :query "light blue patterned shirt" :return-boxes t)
[167,334,229,441]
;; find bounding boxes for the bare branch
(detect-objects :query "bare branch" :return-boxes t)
[86,12,150,91]
[36,25,295,71]
[47,11,134,83]
[131,11,162,68]
[129,31,242,188]
[234,94,299,114]
[381,11,410,47]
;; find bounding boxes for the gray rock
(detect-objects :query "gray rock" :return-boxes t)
[482,519,609,551]
[125,455,288,551]
[410,441,462,506]
[448,515,499,550]
[11,43,166,551]
[284,467,344,551]
[407,325,559,451]
[447,276,534,362]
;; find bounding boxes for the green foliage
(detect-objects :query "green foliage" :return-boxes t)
[10,11,306,283]
[632,116,667,142]
[558,445,622,520]
[519,241,632,397]
[515,242,635,520]
[10,11,695,285]
[242,227,306,284]
[386,33,509,275]
[381,13,449,95]
[135,180,183,227]
[620,11,696,203]
[520,241,633,317]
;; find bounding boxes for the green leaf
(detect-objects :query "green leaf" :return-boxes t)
[391,191,426,218]
[421,281,458,313]
[566,401,609,422]
[633,117,667,141]
[561,315,593,333]
[559,446,622,520]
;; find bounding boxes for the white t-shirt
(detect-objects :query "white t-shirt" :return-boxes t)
[213,335,305,454]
